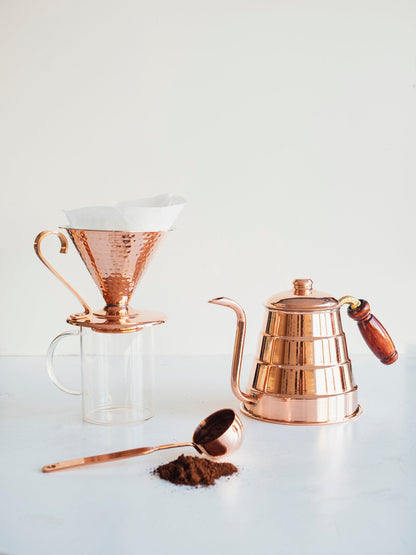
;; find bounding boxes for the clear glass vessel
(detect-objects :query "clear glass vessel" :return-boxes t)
[47,327,154,425]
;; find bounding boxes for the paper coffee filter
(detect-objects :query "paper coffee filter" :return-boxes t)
[64,194,186,231]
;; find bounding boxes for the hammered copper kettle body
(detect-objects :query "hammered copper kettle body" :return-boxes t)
[210,279,397,425]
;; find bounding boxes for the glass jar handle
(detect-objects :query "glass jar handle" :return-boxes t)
[46,331,81,395]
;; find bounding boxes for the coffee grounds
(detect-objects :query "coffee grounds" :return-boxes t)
[154,454,238,487]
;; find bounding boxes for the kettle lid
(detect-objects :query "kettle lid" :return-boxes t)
[265,279,339,311]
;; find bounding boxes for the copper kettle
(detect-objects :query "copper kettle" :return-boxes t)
[210,279,397,425]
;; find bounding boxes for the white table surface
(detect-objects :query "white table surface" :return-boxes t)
[1,354,415,555]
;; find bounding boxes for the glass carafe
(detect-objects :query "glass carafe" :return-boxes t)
[47,326,154,425]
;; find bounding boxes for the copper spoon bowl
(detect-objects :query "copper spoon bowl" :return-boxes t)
[42,409,244,473]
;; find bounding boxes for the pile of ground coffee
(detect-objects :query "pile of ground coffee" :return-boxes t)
[154,454,237,487]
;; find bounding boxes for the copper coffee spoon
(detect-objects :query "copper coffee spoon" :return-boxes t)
[42,409,243,473]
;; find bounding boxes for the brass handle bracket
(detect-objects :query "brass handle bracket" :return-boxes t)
[339,295,361,310]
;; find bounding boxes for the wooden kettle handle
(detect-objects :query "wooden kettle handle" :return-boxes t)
[347,300,398,365]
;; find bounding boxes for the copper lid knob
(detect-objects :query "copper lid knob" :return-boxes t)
[293,278,313,295]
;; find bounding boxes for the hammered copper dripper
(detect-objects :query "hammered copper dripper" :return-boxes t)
[42,409,244,472]
[34,228,168,332]
[210,279,398,425]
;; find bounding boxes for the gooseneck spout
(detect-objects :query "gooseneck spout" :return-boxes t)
[209,297,257,406]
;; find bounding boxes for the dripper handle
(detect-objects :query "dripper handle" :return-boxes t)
[34,230,91,315]
[343,298,398,365]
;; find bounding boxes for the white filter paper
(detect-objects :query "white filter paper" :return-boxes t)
[64,194,186,231]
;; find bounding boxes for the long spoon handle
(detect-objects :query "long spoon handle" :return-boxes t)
[42,442,195,473]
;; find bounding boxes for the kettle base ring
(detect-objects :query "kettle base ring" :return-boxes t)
[240,403,363,426]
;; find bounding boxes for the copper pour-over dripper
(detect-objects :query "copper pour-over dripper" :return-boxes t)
[34,228,168,332]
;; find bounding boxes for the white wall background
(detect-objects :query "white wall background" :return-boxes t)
[1,0,415,358]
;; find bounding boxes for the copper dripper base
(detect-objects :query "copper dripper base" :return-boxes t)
[68,307,167,333]
[240,390,362,425]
